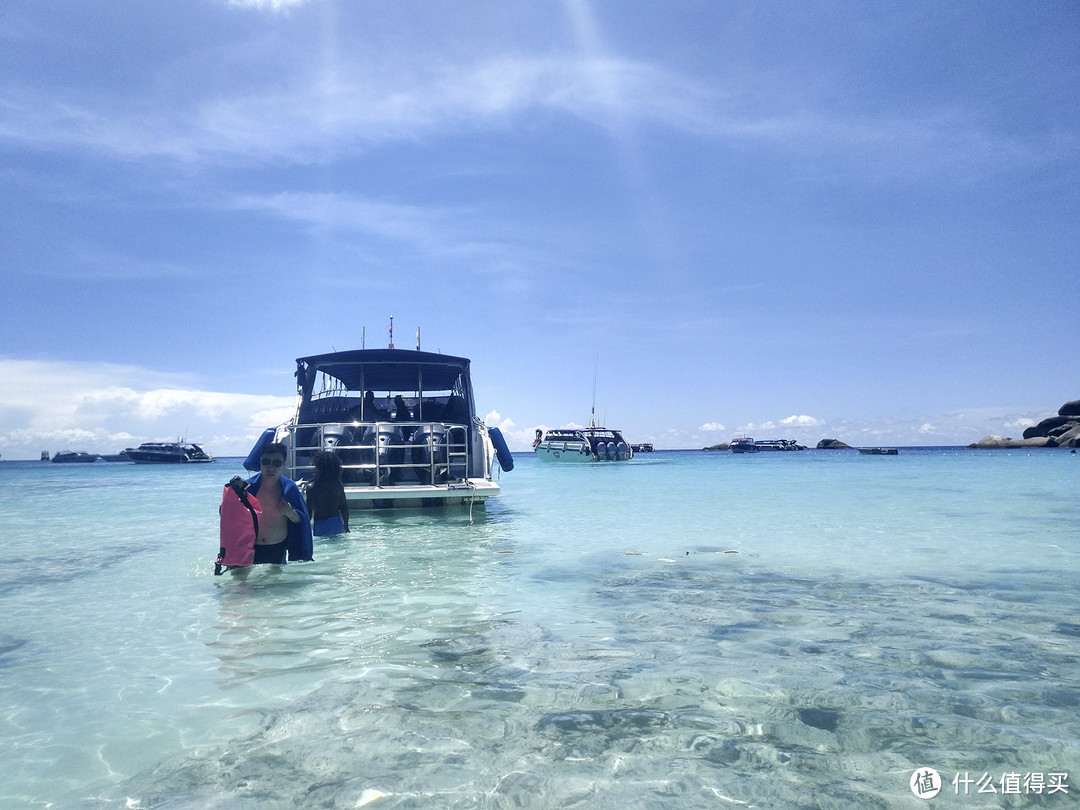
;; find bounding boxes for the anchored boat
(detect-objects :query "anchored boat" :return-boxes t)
[533,422,634,463]
[730,437,807,453]
[125,442,215,463]
[245,348,512,509]
[51,450,100,463]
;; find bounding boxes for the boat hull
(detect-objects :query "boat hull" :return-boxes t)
[535,441,596,462]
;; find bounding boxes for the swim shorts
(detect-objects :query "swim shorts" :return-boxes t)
[313,516,346,537]
[252,541,287,564]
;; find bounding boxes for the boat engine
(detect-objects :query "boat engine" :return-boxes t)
[410,424,448,484]
[322,425,363,483]
[359,425,404,485]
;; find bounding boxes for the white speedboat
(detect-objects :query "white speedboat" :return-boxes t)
[245,348,513,509]
[533,421,633,463]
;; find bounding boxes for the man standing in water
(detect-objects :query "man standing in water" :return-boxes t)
[247,442,313,564]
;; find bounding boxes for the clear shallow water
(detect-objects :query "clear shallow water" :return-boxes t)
[1,449,1077,809]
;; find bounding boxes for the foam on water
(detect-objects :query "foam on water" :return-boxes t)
[0,450,1077,808]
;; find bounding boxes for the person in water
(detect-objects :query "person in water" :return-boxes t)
[306,450,350,537]
[246,442,313,564]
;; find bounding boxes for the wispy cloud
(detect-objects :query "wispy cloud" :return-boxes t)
[5,37,1066,184]
[226,0,310,10]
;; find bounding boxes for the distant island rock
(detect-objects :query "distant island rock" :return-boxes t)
[816,438,851,449]
[702,442,730,451]
[969,398,1080,448]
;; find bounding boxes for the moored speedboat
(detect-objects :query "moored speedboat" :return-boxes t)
[533,424,633,462]
[730,437,806,453]
[858,447,899,455]
[125,442,215,463]
[244,348,512,510]
[51,450,100,463]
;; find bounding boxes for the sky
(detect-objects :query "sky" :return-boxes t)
[1,0,1078,459]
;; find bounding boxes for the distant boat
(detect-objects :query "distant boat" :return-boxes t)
[125,442,214,464]
[51,450,100,463]
[731,437,806,453]
[40,451,50,461]
[534,359,633,463]
[534,425,634,462]
[100,451,132,462]
[858,447,899,455]
[631,443,653,453]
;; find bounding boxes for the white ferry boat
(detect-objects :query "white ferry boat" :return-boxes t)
[245,348,512,509]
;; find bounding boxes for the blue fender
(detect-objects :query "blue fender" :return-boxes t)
[488,427,514,471]
[243,428,277,472]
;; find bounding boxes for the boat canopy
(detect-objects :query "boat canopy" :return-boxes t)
[296,349,471,393]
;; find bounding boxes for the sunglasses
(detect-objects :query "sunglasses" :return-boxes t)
[260,457,285,468]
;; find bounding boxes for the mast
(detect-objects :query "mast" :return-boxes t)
[590,353,598,427]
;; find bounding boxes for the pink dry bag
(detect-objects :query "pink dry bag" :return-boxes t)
[215,476,261,574]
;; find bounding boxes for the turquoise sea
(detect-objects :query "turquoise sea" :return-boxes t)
[1,449,1078,809]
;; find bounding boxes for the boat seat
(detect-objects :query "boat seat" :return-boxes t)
[298,396,355,423]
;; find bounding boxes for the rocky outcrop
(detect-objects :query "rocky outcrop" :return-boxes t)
[969,398,1080,448]
[702,442,730,451]
[1059,399,1080,417]
[970,435,1054,449]
[817,438,851,449]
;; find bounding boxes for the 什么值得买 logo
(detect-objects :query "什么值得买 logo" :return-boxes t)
[911,768,941,799]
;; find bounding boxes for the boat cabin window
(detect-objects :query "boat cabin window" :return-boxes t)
[298,361,471,426]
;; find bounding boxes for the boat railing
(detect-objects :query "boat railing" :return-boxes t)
[283,420,473,487]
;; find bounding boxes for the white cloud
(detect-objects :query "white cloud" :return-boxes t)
[226,0,309,10]
[742,421,776,433]
[699,422,726,432]
[1004,418,1036,429]
[0,359,291,459]
[781,414,824,427]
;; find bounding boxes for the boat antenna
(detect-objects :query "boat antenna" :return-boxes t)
[361,327,365,349]
[416,326,421,351]
[590,353,598,428]
[388,315,394,349]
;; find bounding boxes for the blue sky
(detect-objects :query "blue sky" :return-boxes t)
[1,0,1077,458]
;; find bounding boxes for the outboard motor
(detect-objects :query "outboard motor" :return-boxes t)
[359,425,404,485]
[411,424,448,484]
[322,425,361,483]
[615,441,629,460]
